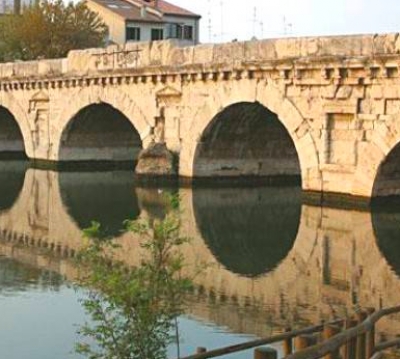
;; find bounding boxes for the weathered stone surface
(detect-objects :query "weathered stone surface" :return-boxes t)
[135,142,177,177]
[0,34,400,197]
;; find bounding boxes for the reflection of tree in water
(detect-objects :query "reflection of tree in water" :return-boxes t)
[372,205,400,277]
[0,256,63,293]
[59,171,140,238]
[193,186,301,277]
[0,161,27,211]
[76,207,193,359]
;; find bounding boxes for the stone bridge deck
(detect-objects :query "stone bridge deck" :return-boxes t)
[1,34,400,197]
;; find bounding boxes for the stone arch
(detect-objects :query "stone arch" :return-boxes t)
[372,141,400,198]
[0,92,34,158]
[58,102,143,163]
[53,87,154,162]
[179,80,321,191]
[0,105,27,159]
[355,116,400,198]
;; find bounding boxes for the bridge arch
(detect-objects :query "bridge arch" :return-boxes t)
[54,88,153,162]
[372,141,400,198]
[58,102,143,163]
[355,117,400,198]
[0,93,33,158]
[0,106,27,159]
[179,81,321,191]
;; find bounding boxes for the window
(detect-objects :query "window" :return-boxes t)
[126,27,140,41]
[166,23,183,39]
[183,25,193,40]
[151,28,164,41]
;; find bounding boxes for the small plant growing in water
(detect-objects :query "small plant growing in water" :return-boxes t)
[75,195,193,359]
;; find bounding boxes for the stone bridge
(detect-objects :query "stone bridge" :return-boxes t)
[2,34,400,197]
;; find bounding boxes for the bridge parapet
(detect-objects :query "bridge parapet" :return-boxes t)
[0,33,400,82]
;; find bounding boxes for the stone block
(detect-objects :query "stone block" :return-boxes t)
[371,85,384,99]
[213,41,245,64]
[13,62,38,78]
[285,85,302,98]
[360,120,375,130]
[322,85,337,99]
[357,114,378,121]
[385,99,400,115]
[247,39,277,60]
[274,38,300,58]
[352,86,366,99]
[324,99,357,114]
[67,48,98,74]
[38,60,63,76]
[135,142,177,177]
[336,86,353,99]
[192,44,214,64]
[371,99,386,115]
[329,129,358,141]
[374,32,399,53]
[295,120,309,139]
[383,85,400,99]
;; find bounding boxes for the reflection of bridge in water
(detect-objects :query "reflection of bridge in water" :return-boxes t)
[0,165,400,339]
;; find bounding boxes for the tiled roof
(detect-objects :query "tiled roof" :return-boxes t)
[91,0,163,22]
[144,0,201,18]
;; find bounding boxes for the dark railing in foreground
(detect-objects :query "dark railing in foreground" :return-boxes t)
[178,305,400,359]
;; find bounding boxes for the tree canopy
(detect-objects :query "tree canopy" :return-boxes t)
[0,0,108,61]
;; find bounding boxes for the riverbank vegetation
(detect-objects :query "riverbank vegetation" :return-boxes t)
[75,195,194,359]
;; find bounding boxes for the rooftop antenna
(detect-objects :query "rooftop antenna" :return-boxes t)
[220,0,224,42]
[260,21,264,39]
[283,16,293,36]
[283,16,287,35]
[288,23,293,35]
[252,6,257,37]
[207,0,212,43]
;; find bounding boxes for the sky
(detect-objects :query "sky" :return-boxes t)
[170,0,400,43]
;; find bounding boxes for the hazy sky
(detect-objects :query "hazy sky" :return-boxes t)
[171,0,400,43]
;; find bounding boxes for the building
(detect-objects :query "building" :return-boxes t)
[0,0,30,15]
[86,0,201,45]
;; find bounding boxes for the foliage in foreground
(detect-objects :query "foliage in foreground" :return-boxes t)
[0,0,107,61]
[75,208,193,359]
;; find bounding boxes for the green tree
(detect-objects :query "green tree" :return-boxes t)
[75,208,194,359]
[0,0,107,61]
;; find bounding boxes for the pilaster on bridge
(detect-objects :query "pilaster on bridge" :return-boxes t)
[1,34,400,198]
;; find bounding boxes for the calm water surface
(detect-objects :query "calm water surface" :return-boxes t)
[0,162,399,358]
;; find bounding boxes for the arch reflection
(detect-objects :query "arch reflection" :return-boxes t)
[193,186,301,277]
[0,162,27,212]
[59,171,140,238]
[372,206,400,277]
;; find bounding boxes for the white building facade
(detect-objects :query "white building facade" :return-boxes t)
[86,0,201,45]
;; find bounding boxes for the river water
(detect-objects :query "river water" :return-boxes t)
[0,162,399,358]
